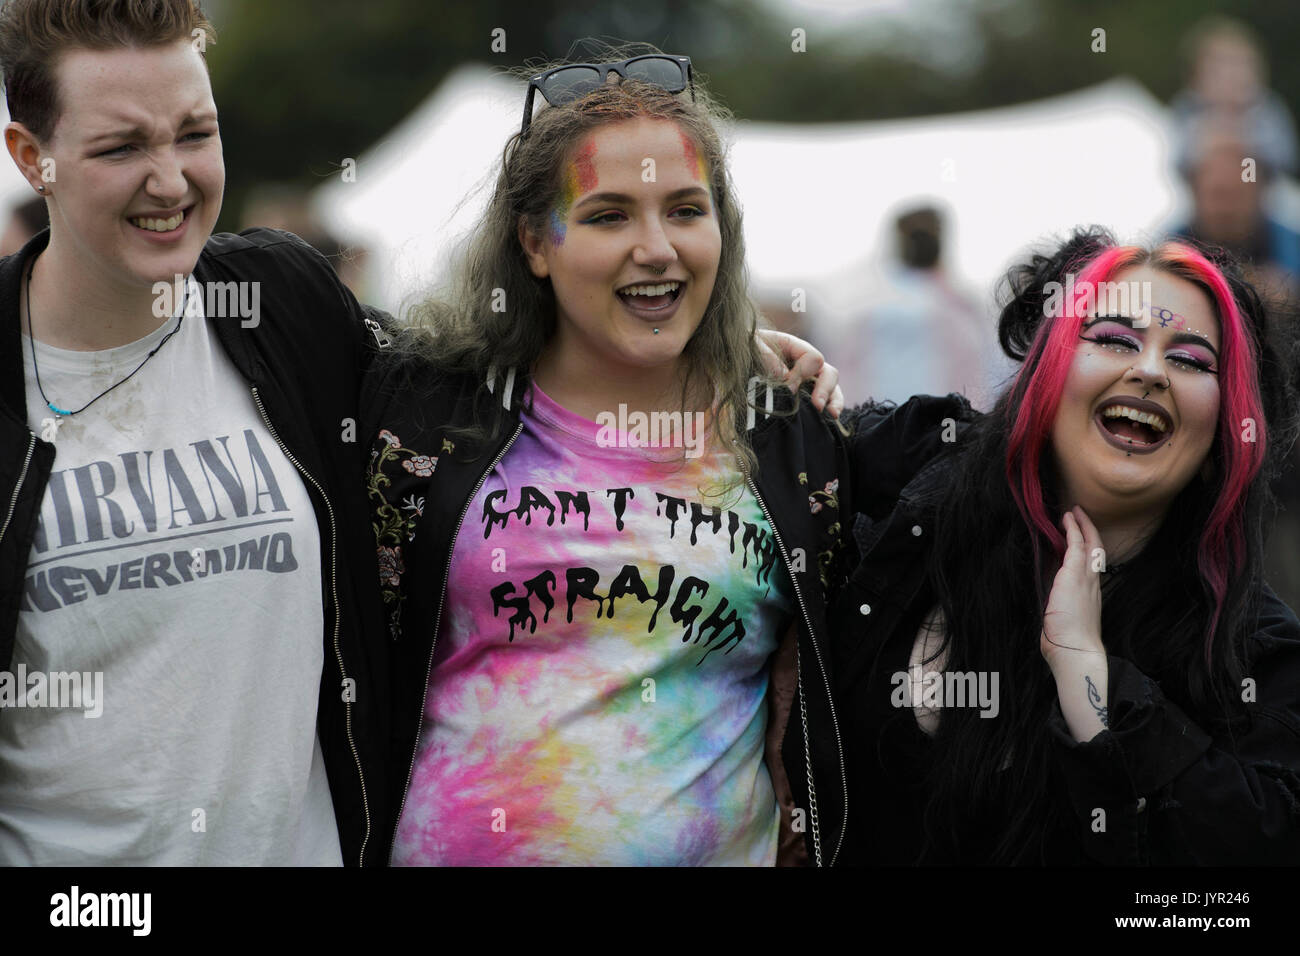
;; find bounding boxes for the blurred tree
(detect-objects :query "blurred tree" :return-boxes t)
[204,0,1298,230]
[707,0,1299,123]
[207,0,715,230]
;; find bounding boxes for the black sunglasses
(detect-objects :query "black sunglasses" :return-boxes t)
[520,55,694,137]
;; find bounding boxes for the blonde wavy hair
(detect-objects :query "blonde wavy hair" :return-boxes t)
[395,43,793,477]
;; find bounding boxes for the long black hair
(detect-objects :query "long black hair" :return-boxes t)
[916,226,1300,863]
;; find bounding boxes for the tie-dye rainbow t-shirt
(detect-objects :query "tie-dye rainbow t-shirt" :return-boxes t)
[391,384,793,865]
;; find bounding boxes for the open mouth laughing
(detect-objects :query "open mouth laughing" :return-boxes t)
[616,279,685,320]
[1093,396,1174,454]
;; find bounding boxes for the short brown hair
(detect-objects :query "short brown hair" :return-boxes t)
[0,0,215,143]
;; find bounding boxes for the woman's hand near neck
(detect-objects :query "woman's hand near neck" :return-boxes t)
[1063,499,1167,567]
[24,236,178,351]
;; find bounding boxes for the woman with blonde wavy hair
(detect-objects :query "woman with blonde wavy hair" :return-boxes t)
[361,47,857,866]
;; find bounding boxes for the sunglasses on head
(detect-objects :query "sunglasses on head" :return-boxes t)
[520,54,695,137]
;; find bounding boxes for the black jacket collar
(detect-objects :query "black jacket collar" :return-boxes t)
[0,229,279,434]
[0,228,50,432]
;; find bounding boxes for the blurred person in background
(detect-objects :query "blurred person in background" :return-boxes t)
[1172,124,1300,622]
[830,204,995,410]
[1172,122,1300,307]
[1169,19,1300,617]
[1171,16,1297,182]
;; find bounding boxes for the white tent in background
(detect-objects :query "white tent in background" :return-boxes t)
[311,66,1189,318]
[312,64,523,312]
[732,76,1180,317]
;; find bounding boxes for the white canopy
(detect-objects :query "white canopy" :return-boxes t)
[311,67,1208,318]
[5,66,1290,322]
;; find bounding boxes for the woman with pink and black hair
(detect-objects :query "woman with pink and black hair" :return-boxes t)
[832,226,1300,864]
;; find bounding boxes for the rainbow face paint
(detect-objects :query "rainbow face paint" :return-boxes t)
[678,130,714,210]
[548,139,599,246]
[678,130,708,183]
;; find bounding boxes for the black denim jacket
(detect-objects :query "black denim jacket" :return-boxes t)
[361,358,857,865]
[829,393,1300,865]
[0,228,390,866]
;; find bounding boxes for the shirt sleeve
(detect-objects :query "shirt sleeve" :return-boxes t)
[1047,589,1300,864]
[841,393,979,519]
[279,227,396,373]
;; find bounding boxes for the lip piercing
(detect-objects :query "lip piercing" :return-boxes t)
[653,328,660,334]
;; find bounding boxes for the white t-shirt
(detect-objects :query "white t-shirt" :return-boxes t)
[0,278,341,865]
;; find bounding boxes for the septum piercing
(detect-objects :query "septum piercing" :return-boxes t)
[1130,370,1169,391]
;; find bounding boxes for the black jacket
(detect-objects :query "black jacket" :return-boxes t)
[359,356,857,865]
[0,228,390,865]
[829,393,1300,865]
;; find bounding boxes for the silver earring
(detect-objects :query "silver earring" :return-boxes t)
[36,184,46,194]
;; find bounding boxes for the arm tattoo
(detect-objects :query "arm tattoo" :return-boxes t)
[1086,674,1109,728]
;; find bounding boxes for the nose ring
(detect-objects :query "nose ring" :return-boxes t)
[1129,367,1170,390]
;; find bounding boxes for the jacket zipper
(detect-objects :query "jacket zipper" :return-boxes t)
[389,421,525,863]
[741,465,847,867]
[251,387,372,866]
[0,434,36,548]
